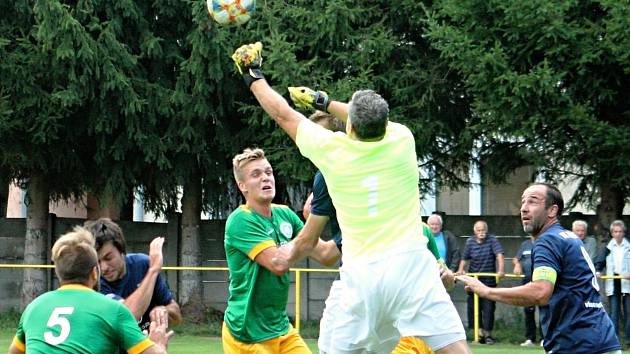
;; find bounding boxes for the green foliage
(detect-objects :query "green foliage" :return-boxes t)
[427,0,630,209]
[222,0,475,198]
[2,0,628,215]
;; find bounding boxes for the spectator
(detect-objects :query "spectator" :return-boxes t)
[458,220,505,345]
[572,220,598,260]
[596,220,630,349]
[513,236,539,347]
[427,214,461,272]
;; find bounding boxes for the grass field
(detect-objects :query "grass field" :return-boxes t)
[0,329,552,353]
[2,330,629,353]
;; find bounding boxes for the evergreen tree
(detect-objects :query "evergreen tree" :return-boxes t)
[426,0,630,231]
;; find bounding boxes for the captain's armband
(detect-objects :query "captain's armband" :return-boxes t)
[532,266,557,285]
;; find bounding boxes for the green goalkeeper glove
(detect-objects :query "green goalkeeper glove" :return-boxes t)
[287,86,331,112]
[232,42,265,87]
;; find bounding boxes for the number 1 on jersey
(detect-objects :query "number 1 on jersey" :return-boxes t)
[362,176,378,217]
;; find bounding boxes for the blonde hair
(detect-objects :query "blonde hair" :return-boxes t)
[309,111,345,132]
[52,226,98,284]
[232,148,266,182]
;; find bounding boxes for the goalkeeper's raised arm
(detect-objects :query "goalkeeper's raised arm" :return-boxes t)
[231,42,347,140]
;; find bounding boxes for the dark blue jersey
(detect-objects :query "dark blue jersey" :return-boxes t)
[310,171,342,252]
[533,223,620,354]
[99,253,174,332]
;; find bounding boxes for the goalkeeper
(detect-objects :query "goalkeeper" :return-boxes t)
[299,111,452,354]
[232,43,469,354]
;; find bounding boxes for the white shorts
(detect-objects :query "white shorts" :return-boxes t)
[318,280,343,353]
[321,249,465,353]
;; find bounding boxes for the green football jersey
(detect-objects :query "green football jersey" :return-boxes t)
[296,120,425,259]
[423,222,441,261]
[13,284,153,354]
[223,204,304,343]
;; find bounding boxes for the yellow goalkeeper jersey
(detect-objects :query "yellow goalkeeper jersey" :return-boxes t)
[296,119,425,259]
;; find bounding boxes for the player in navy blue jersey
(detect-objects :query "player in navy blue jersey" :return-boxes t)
[457,183,621,354]
[85,218,182,335]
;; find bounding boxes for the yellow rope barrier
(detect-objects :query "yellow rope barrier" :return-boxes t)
[2,265,618,334]
[0,263,339,331]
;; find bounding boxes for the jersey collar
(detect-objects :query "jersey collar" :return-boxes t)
[59,284,94,291]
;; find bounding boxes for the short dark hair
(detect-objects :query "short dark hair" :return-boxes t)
[84,218,126,254]
[348,90,389,140]
[52,227,97,284]
[532,182,564,216]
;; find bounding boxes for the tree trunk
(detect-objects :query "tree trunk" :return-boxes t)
[179,168,204,322]
[86,192,121,220]
[0,177,8,218]
[20,173,49,309]
[594,182,625,244]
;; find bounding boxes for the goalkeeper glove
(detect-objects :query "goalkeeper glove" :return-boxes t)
[288,86,331,112]
[232,42,265,87]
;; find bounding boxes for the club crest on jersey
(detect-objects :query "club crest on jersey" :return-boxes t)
[280,222,293,239]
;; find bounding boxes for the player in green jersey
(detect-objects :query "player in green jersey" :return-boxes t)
[9,227,171,354]
[232,42,470,354]
[223,147,324,353]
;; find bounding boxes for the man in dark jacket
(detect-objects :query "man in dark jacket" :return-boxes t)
[427,214,461,271]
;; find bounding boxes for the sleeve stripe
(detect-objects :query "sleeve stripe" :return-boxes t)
[127,338,155,354]
[12,336,25,352]
[248,240,276,260]
[533,266,557,285]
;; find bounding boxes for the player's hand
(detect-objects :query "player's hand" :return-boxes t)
[271,243,295,269]
[148,237,165,273]
[232,42,265,87]
[440,267,455,291]
[288,86,330,112]
[148,307,174,349]
[437,259,454,290]
[513,265,522,275]
[455,275,490,297]
[150,306,169,325]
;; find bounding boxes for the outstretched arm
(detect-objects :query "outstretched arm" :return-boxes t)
[250,79,307,141]
[327,101,348,123]
[456,275,553,306]
[288,86,348,123]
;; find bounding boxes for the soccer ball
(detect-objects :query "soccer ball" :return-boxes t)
[207,0,255,26]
